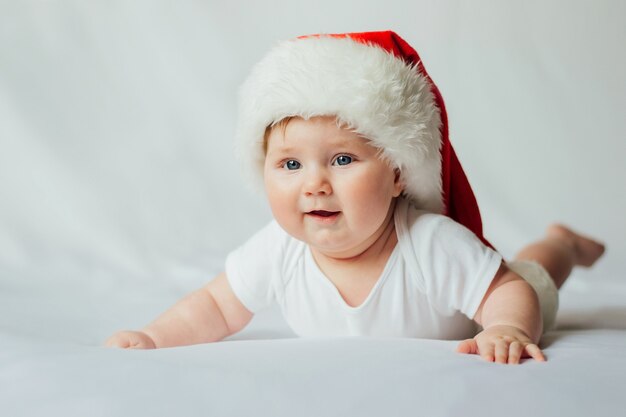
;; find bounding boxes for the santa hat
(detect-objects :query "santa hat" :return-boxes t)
[235,30,492,248]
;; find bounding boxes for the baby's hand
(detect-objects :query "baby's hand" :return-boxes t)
[105,330,156,349]
[456,325,545,364]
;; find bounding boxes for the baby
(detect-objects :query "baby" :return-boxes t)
[106,31,605,364]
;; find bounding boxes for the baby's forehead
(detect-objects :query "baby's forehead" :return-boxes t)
[268,130,377,157]
[268,116,372,147]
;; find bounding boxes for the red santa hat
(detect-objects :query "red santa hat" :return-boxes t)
[235,30,492,248]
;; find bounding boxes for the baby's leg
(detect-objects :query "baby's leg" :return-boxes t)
[514,224,605,289]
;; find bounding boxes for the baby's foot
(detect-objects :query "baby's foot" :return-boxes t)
[546,224,606,267]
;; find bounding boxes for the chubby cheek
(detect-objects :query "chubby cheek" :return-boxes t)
[342,169,397,224]
[264,177,303,237]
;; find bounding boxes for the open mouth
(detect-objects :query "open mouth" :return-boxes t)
[309,210,339,217]
[306,210,341,223]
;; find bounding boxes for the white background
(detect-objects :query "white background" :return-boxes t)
[1,0,624,304]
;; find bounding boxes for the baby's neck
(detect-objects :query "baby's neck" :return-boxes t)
[309,206,398,305]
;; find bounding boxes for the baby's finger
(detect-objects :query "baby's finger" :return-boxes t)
[494,340,510,364]
[106,338,130,349]
[524,343,546,362]
[508,341,523,364]
[456,339,478,355]
[476,340,495,362]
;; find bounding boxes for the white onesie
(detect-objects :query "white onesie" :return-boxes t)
[225,197,509,340]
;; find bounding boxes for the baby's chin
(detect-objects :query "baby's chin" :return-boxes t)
[277,221,367,256]
[307,238,371,260]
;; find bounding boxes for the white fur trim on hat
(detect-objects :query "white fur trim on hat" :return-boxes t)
[235,35,443,213]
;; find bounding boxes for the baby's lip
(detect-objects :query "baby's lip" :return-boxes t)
[307,210,340,217]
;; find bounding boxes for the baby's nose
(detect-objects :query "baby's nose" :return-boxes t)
[303,169,332,196]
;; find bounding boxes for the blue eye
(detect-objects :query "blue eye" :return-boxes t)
[283,160,301,170]
[334,155,353,166]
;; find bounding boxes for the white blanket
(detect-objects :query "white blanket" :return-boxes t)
[1,270,625,417]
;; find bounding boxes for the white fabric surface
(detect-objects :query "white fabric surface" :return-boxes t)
[1,1,625,416]
[1,267,626,417]
[226,197,501,339]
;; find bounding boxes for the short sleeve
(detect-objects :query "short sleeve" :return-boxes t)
[398,202,502,319]
[225,220,287,313]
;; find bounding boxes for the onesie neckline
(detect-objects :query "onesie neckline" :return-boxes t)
[305,244,400,313]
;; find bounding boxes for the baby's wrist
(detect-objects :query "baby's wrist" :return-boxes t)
[139,329,159,348]
[481,323,537,343]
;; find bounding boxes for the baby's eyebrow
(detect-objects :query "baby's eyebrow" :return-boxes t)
[266,145,296,156]
[319,134,372,149]
[266,134,370,156]
[332,138,376,153]
[329,137,356,146]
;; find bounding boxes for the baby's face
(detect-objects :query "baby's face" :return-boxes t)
[263,116,403,258]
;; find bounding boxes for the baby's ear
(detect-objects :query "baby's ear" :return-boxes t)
[392,168,404,197]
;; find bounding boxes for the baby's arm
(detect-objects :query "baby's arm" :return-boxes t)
[456,263,544,364]
[105,272,253,349]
